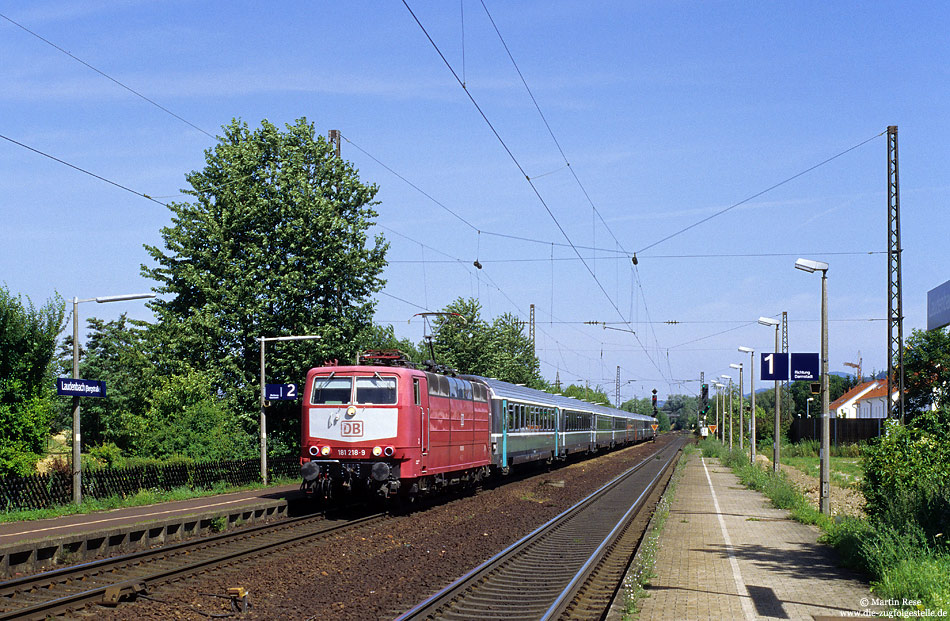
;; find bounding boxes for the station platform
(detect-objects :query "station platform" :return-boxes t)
[610,451,882,621]
[0,483,302,577]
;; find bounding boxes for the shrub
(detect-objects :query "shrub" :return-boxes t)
[862,415,950,542]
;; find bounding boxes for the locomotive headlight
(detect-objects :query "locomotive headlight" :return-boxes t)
[372,446,383,457]
[383,446,395,457]
[321,446,331,456]
[309,445,320,456]
[346,405,357,417]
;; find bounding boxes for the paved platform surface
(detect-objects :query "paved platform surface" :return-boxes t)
[0,484,301,545]
[630,452,880,620]
[0,484,303,576]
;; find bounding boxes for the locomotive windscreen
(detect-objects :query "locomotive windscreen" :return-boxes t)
[311,376,351,404]
[355,376,398,404]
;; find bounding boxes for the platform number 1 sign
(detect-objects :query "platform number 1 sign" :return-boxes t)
[760,353,789,381]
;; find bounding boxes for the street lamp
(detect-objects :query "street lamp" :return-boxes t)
[71,292,155,504]
[720,374,733,448]
[806,396,814,418]
[259,335,322,485]
[796,257,830,516]
[759,316,782,473]
[730,363,743,450]
[739,346,755,464]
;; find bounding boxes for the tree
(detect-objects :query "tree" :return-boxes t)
[71,315,153,452]
[562,383,611,405]
[487,313,542,387]
[903,327,950,418]
[0,286,64,474]
[426,299,492,375]
[426,298,543,387]
[142,118,388,456]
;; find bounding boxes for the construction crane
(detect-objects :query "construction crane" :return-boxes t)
[843,351,862,382]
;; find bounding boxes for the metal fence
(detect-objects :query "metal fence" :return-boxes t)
[0,456,301,512]
[789,417,885,445]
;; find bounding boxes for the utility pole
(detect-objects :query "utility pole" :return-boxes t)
[886,125,905,423]
[328,129,341,157]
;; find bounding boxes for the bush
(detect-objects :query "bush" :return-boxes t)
[862,415,950,542]
[134,370,242,461]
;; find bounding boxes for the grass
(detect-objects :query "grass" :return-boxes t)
[0,476,299,523]
[619,443,695,619]
[699,438,950,614]
[780,455,864,488]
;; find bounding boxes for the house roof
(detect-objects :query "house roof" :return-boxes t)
[829,380,879,410]
[857,384,891,400]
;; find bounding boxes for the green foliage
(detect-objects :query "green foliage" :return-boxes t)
[67,314,154,452]
[426,298,544,387]
[655,409,671,432]
[142,117,388,456]
[359,324,422,364]
[904,327,950,417]
[862,415,950,543]
[561,383,611,405]
[0,286,64,476]
[131,370,243,461]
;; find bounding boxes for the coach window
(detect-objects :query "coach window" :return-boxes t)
[355,376,397,404]
[413,378,421,405]
[311,377,352,405]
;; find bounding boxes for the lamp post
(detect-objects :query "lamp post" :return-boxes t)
[730,363,743,450]
[739,346,755,464]
[720,374,733,448]
[259,335,321,485]
[71,293,155,504]
[759,316,782,473]
[796,257,830,516]
[807,396,814,418]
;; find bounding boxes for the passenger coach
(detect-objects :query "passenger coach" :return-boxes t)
[300,356,657,500]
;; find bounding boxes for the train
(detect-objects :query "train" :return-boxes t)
[299,352,657,500]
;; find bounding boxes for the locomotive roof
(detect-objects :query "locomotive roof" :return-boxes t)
[463,375,655,423]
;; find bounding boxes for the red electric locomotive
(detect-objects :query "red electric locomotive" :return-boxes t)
[300,352,491,500]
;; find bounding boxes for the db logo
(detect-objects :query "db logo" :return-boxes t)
[341,421,363,437]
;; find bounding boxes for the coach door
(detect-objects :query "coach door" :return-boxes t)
[415,377,429,461]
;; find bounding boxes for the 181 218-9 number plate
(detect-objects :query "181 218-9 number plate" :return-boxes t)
[336,448,368,457]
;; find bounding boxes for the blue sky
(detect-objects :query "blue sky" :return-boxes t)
[2,1,948,403]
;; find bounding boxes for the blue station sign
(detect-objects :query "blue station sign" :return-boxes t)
[56,378,107,398]
[265,383,298,401]
[760,352,789,381]
[927,279,950,332]
[790,353,820,381]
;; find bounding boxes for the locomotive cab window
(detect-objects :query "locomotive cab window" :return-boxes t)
[311,377,352,405]
[355,376,397,404]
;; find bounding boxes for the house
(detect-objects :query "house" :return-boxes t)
[828,380,880,419]
[853,384,899,419]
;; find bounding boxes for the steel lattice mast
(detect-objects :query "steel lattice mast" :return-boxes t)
[886,126,905,422]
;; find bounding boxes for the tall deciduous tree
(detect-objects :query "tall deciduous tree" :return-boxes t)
[142,118,388,455]
[903,327,950,418]
[426,298,543,387]
[0,286,64,474]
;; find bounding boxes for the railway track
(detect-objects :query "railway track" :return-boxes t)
[396,436,686,621]
[0,507,388,620]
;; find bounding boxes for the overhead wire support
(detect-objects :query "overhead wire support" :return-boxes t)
[402,0,670,383]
